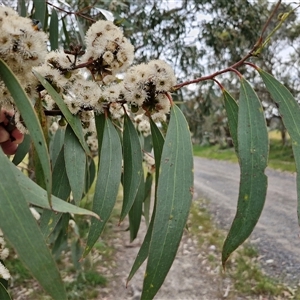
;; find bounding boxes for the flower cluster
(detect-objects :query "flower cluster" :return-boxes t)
[123,60,176,121]
[0,6,48,110]
[0,230,10,280]
[0,7,177,152]
[82,20,134,77]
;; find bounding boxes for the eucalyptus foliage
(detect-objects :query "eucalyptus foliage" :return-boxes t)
[0,1,300,300]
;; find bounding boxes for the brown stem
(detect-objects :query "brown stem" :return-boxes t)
[165,92,174,106]
[212,78,224,91]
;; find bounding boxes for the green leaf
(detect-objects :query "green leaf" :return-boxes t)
[12,134,31,166]
[141,105,194,299]
[0,282,11,300]
[143,173,153,227]
[33,0,46,29]
[50,128,65,167]
[62,17,71,47]
[222,78,268,266]
[259,69,300,225]
[9,160,99,219]
[223,90,239,153]
[127,210,154,285]
[0,59,52,204]
[129,176,145,241]
[33,70,91,155]
[18,0,27,17]
[83,116,122,257]
[40,147,71,237]
[150,118,164,186]
[64,125,86,204]
[49,8,59,50]
[127,124,164,284]
[120,114,144,222]
[0,150,67,300]
[83,157,96,196]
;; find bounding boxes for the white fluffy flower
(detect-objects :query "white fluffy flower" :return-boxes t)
[0,262,10,280]
[123,60,175,116]
[86,134,98,152]
[0,248,9,261]
[82,20,134,75]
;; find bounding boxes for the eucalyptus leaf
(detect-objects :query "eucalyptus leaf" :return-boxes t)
[129,176,145,242]
[127,122,164,284]
[9,159,99,219]
[259,69,300,226]
[222,78,268,266]
[83,116,122,257]
[12,134,31,166]
[64,125,86,204]
[120,114,143,222]
[0,282,11,300]
[49,8,59,50]
[33,0,46,29]
[0,150,67,300]
[141,105,193,299]
[223,90,239,154]
[0,59,52,204]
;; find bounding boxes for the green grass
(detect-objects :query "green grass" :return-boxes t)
[193,137,296,172]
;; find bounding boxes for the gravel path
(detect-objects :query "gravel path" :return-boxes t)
[194,157,300,284]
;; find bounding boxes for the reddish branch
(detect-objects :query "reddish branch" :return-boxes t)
[173,0,282,90]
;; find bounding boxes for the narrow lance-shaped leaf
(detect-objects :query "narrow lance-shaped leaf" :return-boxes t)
[18,0,26,17]
[33,0,46,29]
[129,177,145,242]
[120,114,143,222]
[33,97,49,189]
[0,283,11,300]
[49,8,59,50]
[9,158,99,218]
[0,59,52,204]
[259,69,300,225]
[150,118,165,186]
[50,128,65,167]
[127,120,165,284]
[12,134,31,166]
[64,125,86,204]
[0,149,67,300]
[40,147,71,237]
[83,115,122,257]
[33,70,91,155]
[141,104,194,299]
[223,90,239,154]
[62,17,71,46]
[83,157,96,197]
[143,172,153,227]
[222,78,269,266]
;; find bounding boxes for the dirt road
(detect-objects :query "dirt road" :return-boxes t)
[194,157,300,283]
[103,157,300,299]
